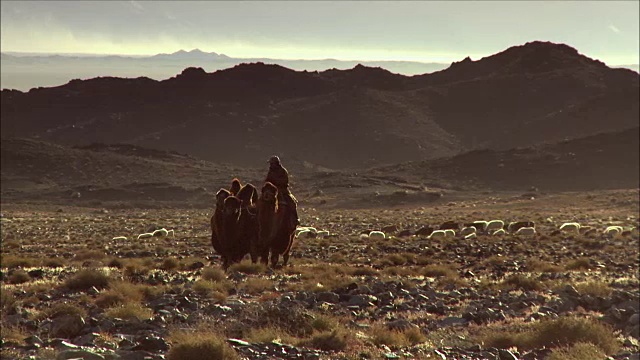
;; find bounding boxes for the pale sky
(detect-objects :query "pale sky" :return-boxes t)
[1,1,638,65]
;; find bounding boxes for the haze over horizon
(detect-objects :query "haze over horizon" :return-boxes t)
[1,1,639,66]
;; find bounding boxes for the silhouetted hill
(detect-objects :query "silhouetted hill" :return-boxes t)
[1,41,638,168]
[372,127,640,191]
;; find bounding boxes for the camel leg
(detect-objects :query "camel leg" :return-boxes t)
[270,252,280,268]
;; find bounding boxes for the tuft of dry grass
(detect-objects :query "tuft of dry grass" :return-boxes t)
[526,258,562,273]
[370,325,409,347]
[228,262,266,275]
[0,255,37,269]
[74,249,106,261]
[95,281,144,308]
[201,267,226,282]
[240,278,273,295]
[7,270,31,284]
[565,258,594,271]
[192,280,231,302]
[298,328,352,351]
[245,326,297,344]
[477,316,620,355]
[501,274,545,291]
[0,325,28,346]
[105,303,154,321]
[573,281,612,298]
[1,289,17,314]
[167,331,239,360]
[161,257,180,271]
[423,264,457,278]
[547,342,607,360]
[41,302,87,320]
[349,267,379,277]
[64,269,110,291]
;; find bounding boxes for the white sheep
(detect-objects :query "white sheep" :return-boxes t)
[137,233,153,240]
[444,229,456,238]
[296,227,317,236]
[464,233,477,240]
[515,227,536,236]
[152,228,169,237]
[603,226,623,237]
[559,222,581,234]
[368,231,386,240]
[460,226,477,237]
[112,236,127,241]
[492,229,506,236]
[317,230,330,238]
[471,221,488,232]
[428,230,447,240]
[296,229,315,239]
[485,220,505,233]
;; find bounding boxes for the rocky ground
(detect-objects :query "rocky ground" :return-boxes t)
[1,189,639,360]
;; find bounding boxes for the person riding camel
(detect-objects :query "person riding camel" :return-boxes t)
[265,155,299,229]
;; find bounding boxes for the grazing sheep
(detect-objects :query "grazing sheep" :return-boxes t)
[464,233,477,240]
[439,221,460,231]
[368,231,386,240]
[112,236,127,241]
[296,229,316,239]
[559,222,581,234]
[460,226,477,237]
[515,227,536,236]
[492,229,506,236]
[508,221,535,233]
[230,178,242,196]
[603,225,623,238]
[152,228,169,237]
[296,227,318,237]
[415,226,434,237]
[468,221,488,233]
[444,229,456,238]
[550,229,562,236]
[137,233,153,240]
[428,230,447,240]
[485,220,505,233]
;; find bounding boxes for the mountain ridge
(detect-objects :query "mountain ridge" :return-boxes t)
[2,41,638,169]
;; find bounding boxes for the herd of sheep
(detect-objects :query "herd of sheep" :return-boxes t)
[113,209,637,270]
[352,220,638,241]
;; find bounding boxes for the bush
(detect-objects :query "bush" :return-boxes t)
[161,257,180,271]
[64,269,110,291]
[42,302,87,319]
[201,267,226,282]
[167,332,239,360]
[298,329,351,351]
[478,316,620,355]
[105,303,153,321]
[7,270,31,284]
[228,262,266,275]
[548,342,607,360]
[501,274,544,291]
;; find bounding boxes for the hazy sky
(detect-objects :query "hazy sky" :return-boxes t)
[1,1,638,65]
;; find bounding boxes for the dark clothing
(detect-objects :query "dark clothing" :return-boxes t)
[265,163,299,227]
